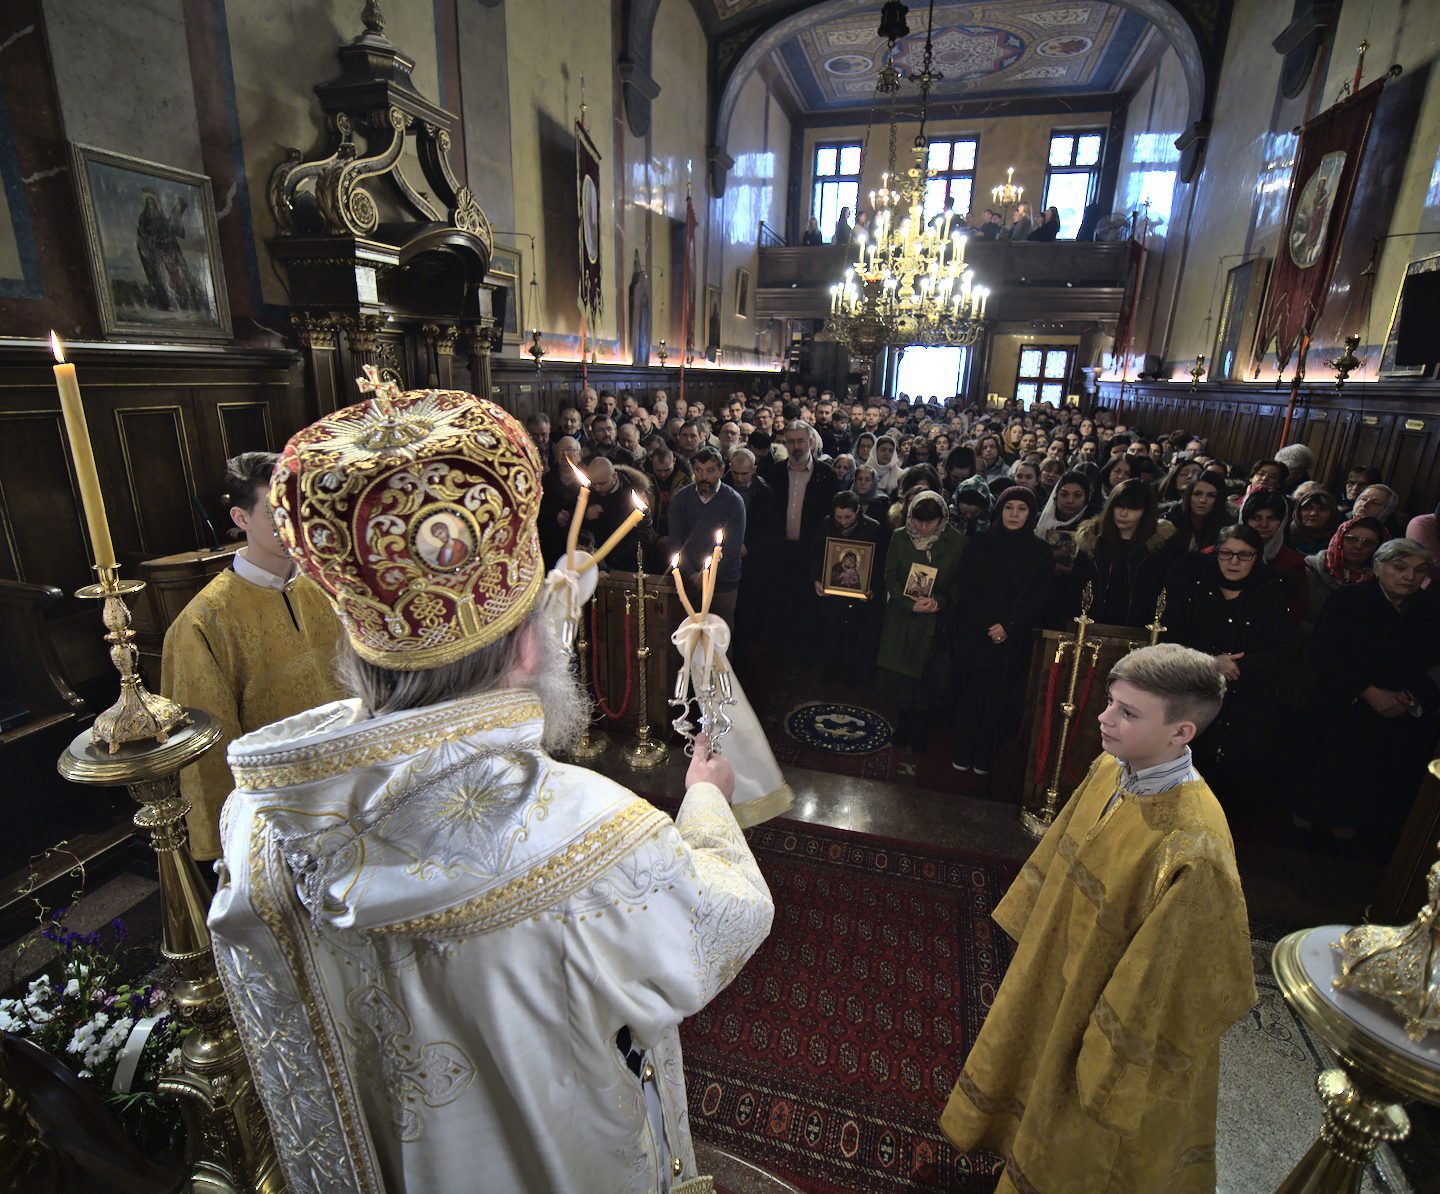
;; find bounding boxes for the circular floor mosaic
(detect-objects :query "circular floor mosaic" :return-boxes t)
[784,702,893,755]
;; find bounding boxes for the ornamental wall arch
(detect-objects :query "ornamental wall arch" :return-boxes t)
[706,0,1222,195]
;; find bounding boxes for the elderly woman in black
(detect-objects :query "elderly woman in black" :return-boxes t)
[1067,478,1178,627]
[1165,524,1296,833]
[1298,538,1440,857]
[950,486,1053,776]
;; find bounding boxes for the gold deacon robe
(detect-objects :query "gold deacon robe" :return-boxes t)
[209,686,774,1194]
[941,753,1256,1193]
[160,560,343,860]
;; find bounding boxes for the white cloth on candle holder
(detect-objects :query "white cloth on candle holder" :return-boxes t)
[670,614,792,829]
[540,551,600,644]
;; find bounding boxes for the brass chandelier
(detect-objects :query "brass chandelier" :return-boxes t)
[822,0,990,376]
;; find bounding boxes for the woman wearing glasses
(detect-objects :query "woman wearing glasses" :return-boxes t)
[1166,524,1297,831]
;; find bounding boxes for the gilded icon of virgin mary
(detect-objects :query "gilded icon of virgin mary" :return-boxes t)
[1289,151,1346,269]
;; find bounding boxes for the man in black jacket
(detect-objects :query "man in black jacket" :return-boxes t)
[766,424,839,651]
[726,448,778,665]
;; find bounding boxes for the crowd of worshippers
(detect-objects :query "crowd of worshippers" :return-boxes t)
[801,197,1124,247]
[528,384,1440,862]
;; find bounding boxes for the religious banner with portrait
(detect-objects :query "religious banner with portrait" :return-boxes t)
[1253,76,1387,376]
[575,120,603,333]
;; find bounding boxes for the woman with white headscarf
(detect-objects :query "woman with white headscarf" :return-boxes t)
[872,434,902,494]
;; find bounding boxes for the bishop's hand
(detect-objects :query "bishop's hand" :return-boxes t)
[686,733,735,802]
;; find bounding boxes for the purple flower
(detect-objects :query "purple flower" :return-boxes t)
[110,918,128,943]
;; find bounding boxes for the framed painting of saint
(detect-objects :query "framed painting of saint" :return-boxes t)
[822,537,874,599]
[69,143,231,341]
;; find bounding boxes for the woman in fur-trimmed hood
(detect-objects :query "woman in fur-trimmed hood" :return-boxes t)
[1066,478,1178,627]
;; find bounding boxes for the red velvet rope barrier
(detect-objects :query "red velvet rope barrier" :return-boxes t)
[590,600,633,720]
[1062,661,1101,785]
[1033,655,1066,786]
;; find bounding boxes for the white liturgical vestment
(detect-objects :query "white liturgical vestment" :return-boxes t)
[208,686,774,1194]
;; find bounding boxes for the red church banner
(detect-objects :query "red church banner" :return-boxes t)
[576,121,603,330]
[1253,76,1386,376]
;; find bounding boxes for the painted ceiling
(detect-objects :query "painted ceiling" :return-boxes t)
[748,3,1154,110]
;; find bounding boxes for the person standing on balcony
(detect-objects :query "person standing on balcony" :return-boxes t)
[802,215,824,246]
[832,206,852,245]
[1008,202,1033,241]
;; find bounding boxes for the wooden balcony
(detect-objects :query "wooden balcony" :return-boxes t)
[756,240,1138,324]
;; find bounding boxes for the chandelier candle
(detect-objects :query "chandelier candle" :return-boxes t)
[50,333,117,571]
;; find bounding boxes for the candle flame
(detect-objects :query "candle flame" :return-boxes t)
[568,459,591,488]
[49,331,65,364]
[703,555,713,570]
[670,553,681,569]
[630,490,646,512]
[714,528,724,545]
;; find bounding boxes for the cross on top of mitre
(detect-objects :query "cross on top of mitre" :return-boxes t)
[356,364,402,415]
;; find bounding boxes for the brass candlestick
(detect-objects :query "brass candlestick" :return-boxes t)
[1189,354,1205,392]
[78,565,190,752]
[1146,588,1167,646]
[623,540,668,769]
[528,328,546,369]
[58,713,281,1193]
[570,592,609,760]
[1021,583,1094,839]
[656,339,669,367]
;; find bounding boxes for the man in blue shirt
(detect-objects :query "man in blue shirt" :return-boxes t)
[668,447,746,630]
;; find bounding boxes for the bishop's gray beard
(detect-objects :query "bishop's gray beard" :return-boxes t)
[530,614,589,755]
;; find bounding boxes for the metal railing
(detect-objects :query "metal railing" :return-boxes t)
[758,220,787,248]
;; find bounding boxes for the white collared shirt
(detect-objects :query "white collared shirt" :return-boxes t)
[233,549,295,591]
[1101,746,1199,818]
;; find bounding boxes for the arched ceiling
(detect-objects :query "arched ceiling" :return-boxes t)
[766,1,1155,111]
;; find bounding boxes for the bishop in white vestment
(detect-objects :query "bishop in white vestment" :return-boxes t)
[207,382,774,1193]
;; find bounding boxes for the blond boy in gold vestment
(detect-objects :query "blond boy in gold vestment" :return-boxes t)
[161,452,342,861]
[941,644,1257,1193]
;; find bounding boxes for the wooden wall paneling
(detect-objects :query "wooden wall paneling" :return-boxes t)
[112,402,205,561]
[0,411,93,593]
[1388,415,1437,517]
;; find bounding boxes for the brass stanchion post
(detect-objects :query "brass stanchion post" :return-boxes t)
[570,592,610,760]
[623,539,668,769]
[1020,583,1094,839]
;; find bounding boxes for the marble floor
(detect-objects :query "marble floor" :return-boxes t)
[590,736,1413,1194]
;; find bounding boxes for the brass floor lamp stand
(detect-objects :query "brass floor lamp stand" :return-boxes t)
[57,566,282,1193]
[623,551,668,770]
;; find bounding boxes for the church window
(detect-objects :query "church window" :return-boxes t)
[922,137,978,225]
[812,142,862,239]
[1043,130,1105,238]
[1014,345,1074,407]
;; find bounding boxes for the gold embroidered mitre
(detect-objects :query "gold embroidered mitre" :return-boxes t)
[271,372,543,670]
[1333,856,1440,1042]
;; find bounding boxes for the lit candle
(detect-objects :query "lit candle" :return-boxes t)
[50,333,117,570]
[565,459,590,570]
[670,553,698,619]
[703,528,724,612]
[580,490,646,572]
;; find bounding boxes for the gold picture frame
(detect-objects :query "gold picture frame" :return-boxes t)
[822,537,874,599]
[486,245,524,347]
[1211,256,1269,381]
[1379,251,1440,378]
[69,143,231,342]
[735,267,751,319]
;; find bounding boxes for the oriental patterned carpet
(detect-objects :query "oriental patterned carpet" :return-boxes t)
[678,818,1019,1192]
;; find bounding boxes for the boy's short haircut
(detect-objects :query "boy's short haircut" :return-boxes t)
[1107,643,1225,733]
[223,451,279,514]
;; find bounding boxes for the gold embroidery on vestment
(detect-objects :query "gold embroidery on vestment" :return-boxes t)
[371,801,670,938]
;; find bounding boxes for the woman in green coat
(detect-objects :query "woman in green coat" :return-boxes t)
[876,490,967,752]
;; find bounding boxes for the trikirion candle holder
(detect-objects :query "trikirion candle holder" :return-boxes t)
[77,563,191,753]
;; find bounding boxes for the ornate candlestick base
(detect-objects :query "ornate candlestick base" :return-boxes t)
[77,568,190,752]
[624,727,669,769]
[1272,926,1440,1194]
[58,712,282,1194]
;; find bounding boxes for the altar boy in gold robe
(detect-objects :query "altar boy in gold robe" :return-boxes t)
[941,644,1256,1193]
[161,452,342,861]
